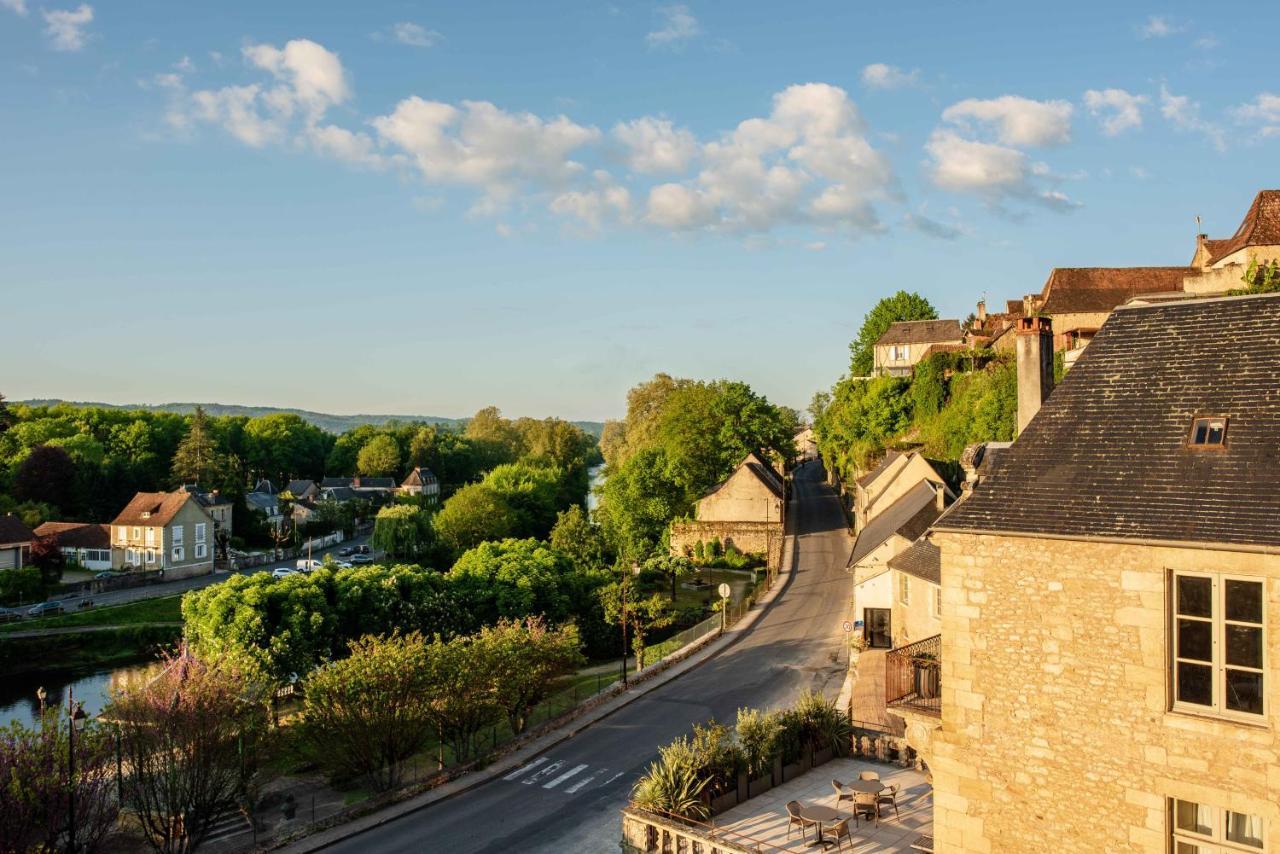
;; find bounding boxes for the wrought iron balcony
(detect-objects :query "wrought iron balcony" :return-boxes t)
[886,633,941,717]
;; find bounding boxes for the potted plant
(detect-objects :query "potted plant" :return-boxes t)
[735,707,781,799]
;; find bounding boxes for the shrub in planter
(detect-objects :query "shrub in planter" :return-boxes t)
[734,707,781,783]
[689,719,743,799]
[793,690,853,756]
[631,740,710,820]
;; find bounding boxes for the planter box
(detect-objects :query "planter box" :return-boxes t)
[709,790,739,816]
[813,746,834,767]
[748,775,773,799]
[737,772,749,803]
[782,761,805,783]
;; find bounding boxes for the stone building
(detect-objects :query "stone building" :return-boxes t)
[669,451,785,569]
[872,319,965,377]
[1191,189,1280,293]
[399,466,441,505]
[110,491,217,579]
[927,292,1280,852]
[853,450,953,533]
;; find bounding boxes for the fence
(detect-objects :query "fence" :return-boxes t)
[885,634,941,716]
[641,569,777,670]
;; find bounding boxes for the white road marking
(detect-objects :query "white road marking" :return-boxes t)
[543,763,589,789]
[523,761,564,785]
[502,757,547,781]
[564,768,606,794]
[600,772,626,787]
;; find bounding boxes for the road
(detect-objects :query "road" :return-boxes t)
[324,460,854,854]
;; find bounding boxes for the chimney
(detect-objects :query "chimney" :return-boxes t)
[1016,316,1054,435]
[976,299,987,324]
[935,482,947,511]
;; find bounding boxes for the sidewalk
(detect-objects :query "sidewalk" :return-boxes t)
[277,494,801,854]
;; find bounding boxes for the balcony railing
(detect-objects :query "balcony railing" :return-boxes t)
[886,634,941,717]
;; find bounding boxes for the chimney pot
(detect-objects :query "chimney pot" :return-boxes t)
[1016,316,1054,434]
[976,299,987,324]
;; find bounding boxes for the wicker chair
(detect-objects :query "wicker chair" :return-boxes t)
[832,779,853,804]
[877,783,901,818]
[858,770,880,781]
[825,818,854,852]
[786,800,812,842]
[853,792,878,827]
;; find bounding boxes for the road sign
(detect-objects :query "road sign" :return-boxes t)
[842,620,853,633]
[718,582,731,599]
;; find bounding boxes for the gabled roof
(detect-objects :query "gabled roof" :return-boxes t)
[1037,267,1196,315]
[112,492,206,528]
[321,486,359,502]
[34,521,111,550]
[0,515,36,546]
[321,477,354,489]
[856,450,904,488]
[401,467,438,488]
[353,477,396,490]
[887,537,940,585]
[284,479,317,496]
[1199,190,1280,265]
[700,452,785,501]
[179,485,231,508]
[245,492,279,513]
[937,293,1280,548]
[253,479,276,495]
[848,480,941,567]
[875,319,965,346]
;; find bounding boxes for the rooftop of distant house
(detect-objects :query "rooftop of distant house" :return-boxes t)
[34,521,111,550]
[1197,189,1280,266]
[1037,266,1199,315]
[0,515,36,545]
[848,479,942,567]
[887,537,940,585]
[875,319,965,347]
[701,451,784,501]
[111,492,201,528]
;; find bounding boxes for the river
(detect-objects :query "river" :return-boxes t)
[586,463,605,513]
[0,660,153,729]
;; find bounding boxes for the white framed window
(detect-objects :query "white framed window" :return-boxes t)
[172,546,184,562]
[172,525,184,547]
[891,344,908,361]
[116,526,127,544]
[1170,798,1264,852]
[145,548,155,564]
[131,526,141,541]
[126,548,139,566]
[195,542,207,559]
[194,523,206,544]
[931,586,942,619]
[898,573,911,606]
[144,527,156,547]
[1171,571,1266,719]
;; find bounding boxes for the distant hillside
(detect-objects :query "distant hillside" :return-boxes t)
[19,400,604,438]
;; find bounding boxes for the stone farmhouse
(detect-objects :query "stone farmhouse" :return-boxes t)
[872,319,965,377]
[110,490,217,579]
[669,451,786,569]
[924,292,1280,852]
[0,515,35,570]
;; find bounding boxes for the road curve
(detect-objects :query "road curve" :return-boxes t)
[323,461,854,854]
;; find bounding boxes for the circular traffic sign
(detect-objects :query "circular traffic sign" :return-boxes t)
[842,620,853,633]
[718,582,732,599]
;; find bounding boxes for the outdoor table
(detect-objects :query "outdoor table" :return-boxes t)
[845,778,885,794]
[797,803,841,849]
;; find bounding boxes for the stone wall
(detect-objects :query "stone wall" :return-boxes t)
[929,531,1280,853]
[670,520,784,570]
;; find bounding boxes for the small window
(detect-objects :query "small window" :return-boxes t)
[145,548,155,564]
[116,527,127,544]
[194,523,206,544]
[172,525,184,547]
[195,542,207,559]
[1189,417,1228,447]
[1171,798,1264,851]
[898,573,911,606]
[172,546,184,562]
[931,586,942,619]
[1171,571,1265,718]
[144,527,156,547]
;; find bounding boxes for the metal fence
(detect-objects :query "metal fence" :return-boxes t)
[885,633,941,716]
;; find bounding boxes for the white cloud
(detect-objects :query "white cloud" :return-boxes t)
[1139,15,1182,38]
[805,241,827,251]
[1232,92,1280,137]
[243,39,349,119]
[549,172,633,231]
[924,130,1074,210]
[1083,88,1147,136]
[612,117,698,173]
[646,5,700,49]
[1159,84,1225,150]
[860,63,920,90]
[189,85,283,147]
[43,4,93,52]
[941,95,1073,146]
[1,0,28,16]
[646,182,717,228]
[390,22,442,48]
[306,124,397,169]
[173,55,194,73]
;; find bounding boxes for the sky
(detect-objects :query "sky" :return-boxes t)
[2,1,1278,422]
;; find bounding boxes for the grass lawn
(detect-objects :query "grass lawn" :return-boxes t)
[0,595,184,633]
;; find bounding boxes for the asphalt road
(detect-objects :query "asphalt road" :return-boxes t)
[324,461,854,854]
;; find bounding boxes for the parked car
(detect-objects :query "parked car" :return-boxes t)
[27,601,64,617]
[332,561,354,570]
[0,607,23,624]
[355,544,371,555]
[337,547,354,557]
[349,554,374,565]
[271,567,298,579]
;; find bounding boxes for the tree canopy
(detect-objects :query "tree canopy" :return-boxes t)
[847,290,937,376]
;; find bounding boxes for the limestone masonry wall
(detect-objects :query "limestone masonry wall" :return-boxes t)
[929,531,1280,853]
[670,520,784,570]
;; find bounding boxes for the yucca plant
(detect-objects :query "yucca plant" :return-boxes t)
[631,741,711,820]
[793,689,854,754]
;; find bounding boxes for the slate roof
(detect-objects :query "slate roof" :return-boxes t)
[253,479,276,495]
[848,480,941,567]
[112,492,201,528]
[936,293,1280,548]
[179,485,231,508]
[876,319,965,346]
[321,477,354,489]
[245,492,280,513]
[401,467,438,488]
[353,477,396,490]
[856,451,905,488]
[285,479,317,496]
[0,515,36,546]
[34,522,111,550]
[321,486,359,502]
[887,537,940,585]
[1037,267,1196,315]
[1199,190,1280,265]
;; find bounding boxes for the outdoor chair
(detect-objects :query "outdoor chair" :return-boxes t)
[824,818,853,853]
[858,770,880,781]
[786,800,812,842]
[832,779,853,804]
[853,792,878,827]
[877,783,901,818]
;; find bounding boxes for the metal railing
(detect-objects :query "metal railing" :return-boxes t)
[885,634,941,716]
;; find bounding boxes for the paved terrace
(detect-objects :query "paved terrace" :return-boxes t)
[715,758,931,852]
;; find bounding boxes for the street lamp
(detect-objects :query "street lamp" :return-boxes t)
[66,689,88,854]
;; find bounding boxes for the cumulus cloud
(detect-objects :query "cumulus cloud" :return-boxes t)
[860,63,920,90]
[1083,88,1147,135]
[646,5,700,48]
[2,0,28,16]
[390,22,441,48]
[941,95,1073,146]
[612,117,698,173]
[549,172,633,231]
[43,4,93,51]
[1232,92,1280,137]
[924,130,1074,211]
[1139,15,1182,38]
[242,39,350,119]
[1159,84,1225,150]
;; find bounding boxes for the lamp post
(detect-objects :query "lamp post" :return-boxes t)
[619,566,633,688]
[66,689,87,854]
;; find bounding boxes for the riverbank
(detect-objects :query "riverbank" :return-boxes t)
[0,596,183,677]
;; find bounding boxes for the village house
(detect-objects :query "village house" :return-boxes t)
[244,485,283,531]
[964,298,1023,352]
[179,484,233,540]
[33,521,112,571]
[398,467,441,504]
[321,476,396,504]
[872,319,965,377]
[669,451,786,569]
[110,491,218,578]
[1190,189,1280,293]
[283,479,320,502]
[0,515,35,570]
[926,292,1280,852]
[853,450,954,533]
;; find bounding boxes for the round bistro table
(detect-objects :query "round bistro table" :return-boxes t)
[845,778,885,794]
[797,804,841,848]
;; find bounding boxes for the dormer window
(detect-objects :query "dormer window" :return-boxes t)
[1189,417,1228,447]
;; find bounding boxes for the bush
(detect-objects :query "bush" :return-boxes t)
[630,739,711,820]
[708,537,722,559]
[735,707,782,780]
[693,540,705,561]
[0,567,44,606]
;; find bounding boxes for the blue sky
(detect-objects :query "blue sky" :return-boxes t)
[2,1,1278,421]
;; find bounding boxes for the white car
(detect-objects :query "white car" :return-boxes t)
[349,554,374,565]
[332,561,354,570]
[272,567,299,579]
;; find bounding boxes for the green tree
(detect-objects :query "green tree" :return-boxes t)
[473,617,584,735]
[599,575,675,670]
[423,633,501,763]
[549,505,611,572]
[0,392,11,433]
[910,354,947,418]
[371,503,434,559]
[848,290,938,376]
[357,434,402,478]
[482,461,563,538]
[171,406,229,488]
[447,538,573,625]
[242,413,330,486]
[432,484,518,557]
[299,633,435,791]
[642,554,696,601]
[597,448,685,561]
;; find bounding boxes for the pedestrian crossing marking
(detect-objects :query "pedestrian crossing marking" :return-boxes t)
[564,767,605,794]
[542,763,588,789]
[523,760,564,785]
[500,758,627,797]
[502,757,548,781]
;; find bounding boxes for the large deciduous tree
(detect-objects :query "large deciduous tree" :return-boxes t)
[549,505,611,572]
[473,618,584,735]
[847,290,937,377]
[356,434,401,478]
[371,503,434,559]
[432,484,518,557]
[447,538,573,626]
[14,445,77,512]
[599,575,675,671]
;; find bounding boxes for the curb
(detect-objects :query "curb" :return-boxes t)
[278,486,803,854]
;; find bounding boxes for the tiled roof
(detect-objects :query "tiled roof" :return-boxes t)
[1200,190,1280,265]
[34,522,111,549]
[111,492,199,528]
[0,515,36,545]
[937,293,1280,547]
[401,467,438,488]
[1037,267,1196,315]
[701,452,784,501]
[875,319,965,346]
[887,537,940,585]
[848,480,941,567]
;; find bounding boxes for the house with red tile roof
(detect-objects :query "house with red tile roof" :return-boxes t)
[109,491,216,578]
[33,521,112,571]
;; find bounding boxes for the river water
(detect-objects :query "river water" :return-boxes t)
[587,464,605,513]
[0,661,153,729]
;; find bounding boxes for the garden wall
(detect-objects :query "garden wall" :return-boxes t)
[669,520,784,569]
